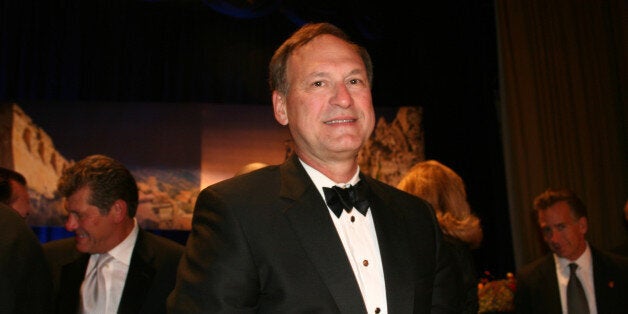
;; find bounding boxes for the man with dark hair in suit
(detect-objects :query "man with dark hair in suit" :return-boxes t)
[168,22,457,313]
[0,167,32,218]
[43,154,184,314]
[515,188,628,313]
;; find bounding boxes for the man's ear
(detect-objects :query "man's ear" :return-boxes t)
[110,200,128,223]
[578,216,588,234]
[272,91,288,126]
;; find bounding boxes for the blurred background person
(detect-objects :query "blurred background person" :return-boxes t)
[397,159,483,314]
[0,167,32,218]
[0,202,53,313]
[611,199,628,256]
[514,188,628,313]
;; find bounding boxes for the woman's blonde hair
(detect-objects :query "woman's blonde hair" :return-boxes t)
[397,160,483,248]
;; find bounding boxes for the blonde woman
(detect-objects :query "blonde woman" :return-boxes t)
[397,160,483,313]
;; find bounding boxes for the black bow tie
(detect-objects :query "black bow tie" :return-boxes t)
[322,181,370,218]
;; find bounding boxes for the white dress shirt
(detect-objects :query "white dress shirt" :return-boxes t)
[82,219,139,314]
[301,160,388,314]
[554,243,597,314]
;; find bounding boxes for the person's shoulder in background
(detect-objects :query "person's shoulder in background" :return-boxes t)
[611,200,628,257]
[610,240,628,257]
[0,203,53,314]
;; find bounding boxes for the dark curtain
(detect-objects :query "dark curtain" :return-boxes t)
[0,0,296,103]
[495,0,628,268]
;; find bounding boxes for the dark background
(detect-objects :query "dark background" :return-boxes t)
[1,0,513,276]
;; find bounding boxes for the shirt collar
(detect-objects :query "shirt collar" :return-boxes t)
[298,158,361,200]
[555,241,592,273]
[106,219,140,266]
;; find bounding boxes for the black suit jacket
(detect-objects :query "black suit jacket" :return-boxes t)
[442,235,478,314]
[611,239,628,257]
[0,203,52,314]
[514,246,628,313]
[43,228,184,314]
[168,154,457,313]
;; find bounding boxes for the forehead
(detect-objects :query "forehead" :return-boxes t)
[65,186,93,210]
[288,34,363,70]
[538,201,573,223]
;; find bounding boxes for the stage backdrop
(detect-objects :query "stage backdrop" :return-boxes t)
[1,102,423,233]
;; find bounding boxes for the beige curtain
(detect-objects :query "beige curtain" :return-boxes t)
[495,0,628,268]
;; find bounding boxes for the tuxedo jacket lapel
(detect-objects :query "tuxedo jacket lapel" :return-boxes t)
[57,253,89,313]
[364,176,415,313]
[279,156,367,313]
[590,246,628,313]
[593,250,611,313]
[118,230,156,314]
[539,256,562,312]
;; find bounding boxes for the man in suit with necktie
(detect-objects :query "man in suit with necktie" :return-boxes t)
[168,22,458,313]
[514,188,628,313]
[43,154,184,314]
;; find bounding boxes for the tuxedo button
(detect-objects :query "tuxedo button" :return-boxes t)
[362,259,369,267]
[350,216,355,222]
[375,307,381,313]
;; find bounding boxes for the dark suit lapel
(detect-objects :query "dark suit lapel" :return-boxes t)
[540,256,562,312]
[279,155,367,313]
[592,249,610,313]
[57,253,89,314]
[590,247,622,313]
[118,230,156,314]
[363,176,414,313]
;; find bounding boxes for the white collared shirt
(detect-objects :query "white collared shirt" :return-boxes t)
[301,160,388,314]
[82,219,139,314]
[554,243,597,314]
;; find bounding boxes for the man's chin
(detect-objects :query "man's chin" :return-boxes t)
[74,237,91,253]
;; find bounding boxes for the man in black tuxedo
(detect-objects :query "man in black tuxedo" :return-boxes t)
[43,154,184,314]
[515,188,628,313]
[168,22,457,313]
[0,202,52,314]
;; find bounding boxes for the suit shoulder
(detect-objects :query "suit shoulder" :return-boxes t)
[365,177,427,202]
[592,246,628,270]
[610,240,628,257]
[141,230,185,255]
[517,254,553,278]
[203,165,280,196]
[42,237,76,253]
[0,204,40,244]
[42,237,81,265]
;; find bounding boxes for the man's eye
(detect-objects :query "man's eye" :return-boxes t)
[313,81,323,87]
